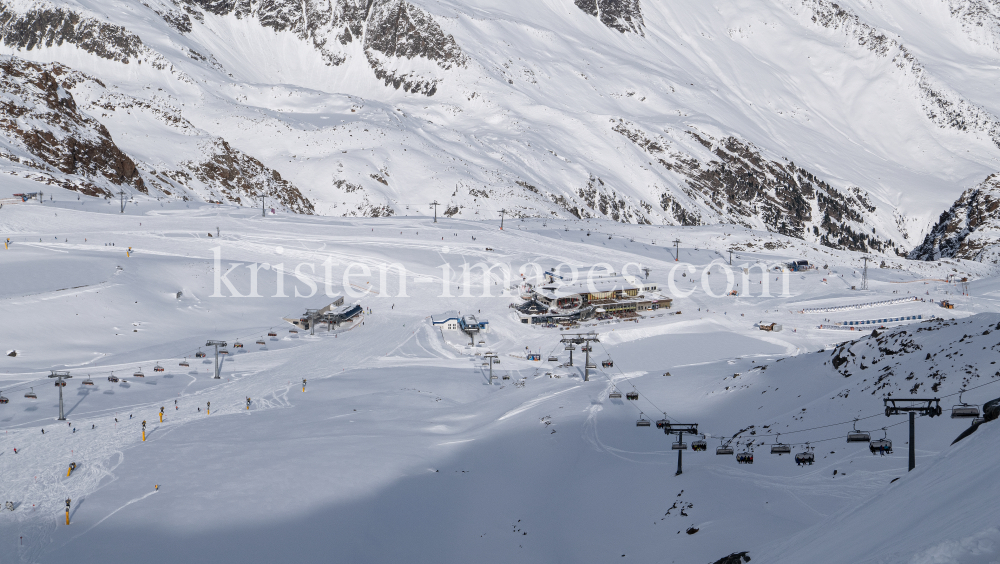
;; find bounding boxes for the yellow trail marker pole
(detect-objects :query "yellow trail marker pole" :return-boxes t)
[207,401,210,415]
[65,498,71,525]
[303,378,306,392]
[142,420,146,442]
[159,407,164,423]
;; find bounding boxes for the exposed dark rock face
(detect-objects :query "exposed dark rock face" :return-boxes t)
[575,0,644,34]
[0,58,145,197]
[909,173,1000,263]
[710,552,751,564]
[158,138,314,214]
[612,119,895,253]
[183,0,465,94]
[0,3,145,63]
[802,0,1000,148]
[946,0,1000,52]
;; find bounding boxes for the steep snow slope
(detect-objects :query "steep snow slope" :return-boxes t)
[1,200,998,562]
[3,0,1000,252]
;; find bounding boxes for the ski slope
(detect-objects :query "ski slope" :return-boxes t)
[1,194,998,562]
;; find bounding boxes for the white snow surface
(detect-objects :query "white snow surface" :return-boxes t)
[1,198,999,562]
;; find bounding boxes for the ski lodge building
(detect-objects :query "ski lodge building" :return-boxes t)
[517,273,669,325]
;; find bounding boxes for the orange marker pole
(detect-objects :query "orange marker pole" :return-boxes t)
[142,420,146,442]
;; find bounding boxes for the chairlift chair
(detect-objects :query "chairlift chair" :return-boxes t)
[581,345,592,352]
[736,447,754,464]
[586,361,597,369]
[256,339,266,345]
[24,387,37,399]
[154,364,164,372]
[655,416,669,429]
[691,435,707,452]
[234,342,244,349]
[951,390,980,418]
[195,349,207,358]
[869,429,892,455]
[609,390,622,399]
[108,374,119,383]
[0,392,7,404]
[268,331,278,337]
[548,356,559,362]
[636,414,651,427]
[770,434,791,455]
[795,445,815,466]
[220,349,230,355]
[847,419,871,442]
[717,440,734,455]
[133,368,145,378]
[82,376,94,385]
[289,329,298,334]
[564,344,575,351]
[626,391,639,401]
[180,359,190,367]
[672,440,687,450]
[601,359,614,368]
[502,374,510,380]
[54,380,66,387]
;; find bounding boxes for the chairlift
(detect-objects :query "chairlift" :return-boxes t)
[154,364,164,372]
[847,419,871,442]
[770,434,791,455]
[601,359,614,368]
[0,392,7,404]
[672,440,687,450]
[736,445,754,464]
[180,358,190,367]
[108,374,119,383]
[220,349,230,355]
[951,390,980,419]
[268,330,278,337]
[133,368,145,378]
[586,361,597,369]
[609,390,622,399]
[626,391,639,401]
[195,349,207,358]
[256,339,266,345]
[655,416,669,429]
[717,440,734,455]
[691,435,707,452]
[25,387,37,399]
[564,344,576,351]
[869,428,892,455]
[548,356,559,362]
[82,376,94,385]
[234,342,244,349]
[636,413,651,427]
[581,345,592,352]
[795,444,815,466]
[662,372,671,377]
[54,379,66,387]
[289,329,298,334]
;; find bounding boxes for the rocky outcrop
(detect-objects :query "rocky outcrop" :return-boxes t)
[155,138,314,214]
[184,0,465,94]
[909,173,1000,263]
[0,58,145,197]
[946,0,1000,52]
[0,3,145,63]
[612,119,896,253]
[574,0,644,34]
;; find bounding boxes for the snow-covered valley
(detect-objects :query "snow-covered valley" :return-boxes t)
[1,193,999,563]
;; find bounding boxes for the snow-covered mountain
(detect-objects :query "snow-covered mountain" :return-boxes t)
[3,0,1000,254]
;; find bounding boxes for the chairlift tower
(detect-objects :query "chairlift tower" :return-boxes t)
[430,200,440,223]
[662,423,699,475]
[861,256,869,291]
[483,352,498,383]
[642,267,652,280]
[305,309,319,336]
[884,397,942,471]
[48,371,71,420]
[261,194,266,217]
[560,332,600,381]
[205,340,227,379]
[119,189,127,213]
[673,239,681,262]
[499,209,507,231]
